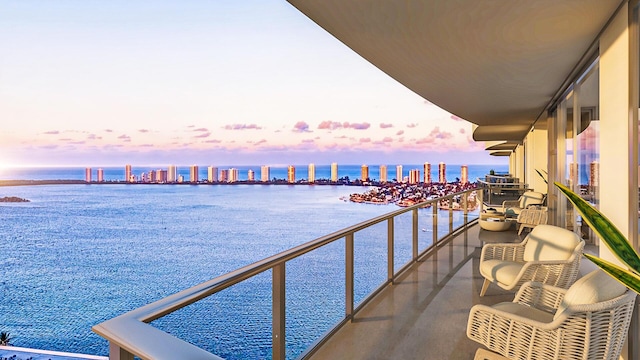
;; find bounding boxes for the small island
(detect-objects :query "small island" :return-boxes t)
[0,196,30,203]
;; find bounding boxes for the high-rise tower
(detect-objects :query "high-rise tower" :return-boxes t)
[438,162,446,183]
[423,162,431,183]
[287,165,295,183]
[331,162,338,182]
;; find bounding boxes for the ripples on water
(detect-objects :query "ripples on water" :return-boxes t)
[0,184,474,359]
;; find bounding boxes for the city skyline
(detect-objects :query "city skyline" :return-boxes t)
[0,1,505,168]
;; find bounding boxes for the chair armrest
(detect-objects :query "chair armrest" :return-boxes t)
[501,199,520,209]
[514,256,582,290]
[513,281,566,312]
[480,239,527,262]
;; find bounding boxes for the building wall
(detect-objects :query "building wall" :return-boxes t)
[525,128,548,194]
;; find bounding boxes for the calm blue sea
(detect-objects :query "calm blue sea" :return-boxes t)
[0,165,504,359]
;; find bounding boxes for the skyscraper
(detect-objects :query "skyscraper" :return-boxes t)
[157,169,168,183]
[396,165,403,183]
[97,168,104,182]
[261,165,270,182]
[331,162,338,182]
[229,168,239,183]
[287,165,296,183]
[85,168,92,183]
[438,162,446,183]
[409,169,420,184]
[308,163,315,183]
[168,165,177,183]
[125,164,132,183]
[219,170,228,182]
[361,164,369,182]
[248,169,255,181]
[190,165,199,183]
[208,166,218,183]
[379,165,388,183]
[149,170,156,183]
[423,162,431,183]
[460,165,468,184]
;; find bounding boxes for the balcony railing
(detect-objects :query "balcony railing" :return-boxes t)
[93,188,480,360]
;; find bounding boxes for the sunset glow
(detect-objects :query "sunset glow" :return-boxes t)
[0,0,503,167]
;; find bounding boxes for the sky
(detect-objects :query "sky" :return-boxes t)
[0,0,506,168]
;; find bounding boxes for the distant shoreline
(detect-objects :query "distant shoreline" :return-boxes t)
[0,179,477,187]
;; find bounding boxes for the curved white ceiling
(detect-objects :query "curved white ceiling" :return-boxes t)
[287,0,620,142]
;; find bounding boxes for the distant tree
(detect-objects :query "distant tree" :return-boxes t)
[0,331,13,346]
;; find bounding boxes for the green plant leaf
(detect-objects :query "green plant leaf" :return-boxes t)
[555,182,640,274]
[584,253,640,294]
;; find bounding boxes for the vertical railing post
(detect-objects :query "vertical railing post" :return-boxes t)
[412,208,418,261]
[272,263,286,360]
[345,233,354,320]
[432,204,438,249]
[478,186,484,213]
[448,195,454,234]
[387,218,394,283]
[110,342,134,360]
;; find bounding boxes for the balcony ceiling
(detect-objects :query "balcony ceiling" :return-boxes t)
[287,0,620,142]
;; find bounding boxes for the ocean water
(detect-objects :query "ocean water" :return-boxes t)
[0,166,501,359]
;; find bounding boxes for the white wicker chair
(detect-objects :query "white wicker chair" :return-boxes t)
[479,224,584,296]
[500,191,545,217]
[467,270,636,360]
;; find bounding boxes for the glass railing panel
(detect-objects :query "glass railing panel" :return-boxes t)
[353,221,387,307]
[150,272,272,360]
[392,210,416,273]
[285,241,345,360]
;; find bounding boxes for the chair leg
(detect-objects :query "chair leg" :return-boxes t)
[518,225,524,235]
[480,278,490,297]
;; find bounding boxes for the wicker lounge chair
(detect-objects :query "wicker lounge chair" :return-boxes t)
[479,224,583,296]
[468,270,636,360]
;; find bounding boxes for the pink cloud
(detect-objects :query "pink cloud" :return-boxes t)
[450,115,463,121]
[138,129,149,133]
[87,134,102,140]
[429,126,453,140]
[43,130,59,135]
[254,139,267,146]
[224,124,262,130]
[302,139,315,143]
[193,132,211,138]
[380,123,393,129]
[104,129,113,133]
[349,122,370,130]
[118,134,131,142]
[139,144,154,147]
[59,138,72,141]
[205,139,222,143]
[318,121,343,130]
[407,123,418,128]
[193,128,209,132]
[359,138,371,143]
[459,128,466,134]
[382,137,393,143]
[396,130,405,136]
[293,121,311,133]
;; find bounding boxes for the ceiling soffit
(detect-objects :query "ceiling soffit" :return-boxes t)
[287,0,620,142]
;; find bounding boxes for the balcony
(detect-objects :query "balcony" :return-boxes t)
[93,189,597,359]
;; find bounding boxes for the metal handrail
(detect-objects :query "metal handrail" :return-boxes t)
[93,188,479,360]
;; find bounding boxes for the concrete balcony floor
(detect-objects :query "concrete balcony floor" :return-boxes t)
[308,222,598,360]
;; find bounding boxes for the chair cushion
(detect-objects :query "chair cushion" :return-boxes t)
[519,191,545,209]
[554,269,628,320]
[480,260,524,285]
[493,302,555,323]
[523,225,580,262]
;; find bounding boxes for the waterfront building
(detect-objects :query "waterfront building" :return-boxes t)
[125,164,132,183]
[139,173,146,183]
[460,165,468,184]
[248,169,255,182]
[308,163,315,183]
[379,165,387,183]
[168,165,177,183]
[190,165,199,183]
[330,162,338,182]
[438,162,446,183]
[219,170,228,183]
[177,175,184,183]
[207,166,218,183]
[229,168,239,183]
[408,169,420,184]
[360,164,369,182]
[157,169,168,183]
[97,168,104,183]
[395,165,403,183]
[423,162,431,183]
[85,167,91,183]
[149,170,156,183]
[287,165,295,183]
[261,165,270,182]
